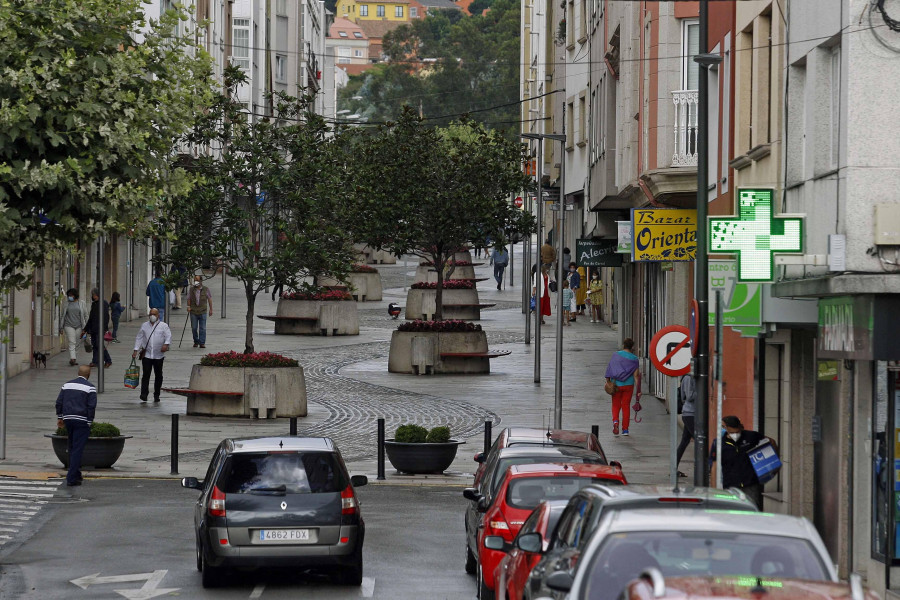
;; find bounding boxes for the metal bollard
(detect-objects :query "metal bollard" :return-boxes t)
[484,420,492,456]
[289,417,297,436]
[591,425,599,439]
[170,414,179,475]
[377,418,386,481]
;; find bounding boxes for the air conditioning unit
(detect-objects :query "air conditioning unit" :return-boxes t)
[874,204,900,245]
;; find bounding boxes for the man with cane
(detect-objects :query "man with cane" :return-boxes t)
[187,275,213,348]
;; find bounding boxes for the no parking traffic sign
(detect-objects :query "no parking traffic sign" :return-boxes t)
[649,325,692,377]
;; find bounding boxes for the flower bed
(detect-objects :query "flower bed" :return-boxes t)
[398,320,482,333]
[200,351,299,368]
[351,263,378,273]
[411,280,475,290]
[281,289,354,301]
[419,260,474,267]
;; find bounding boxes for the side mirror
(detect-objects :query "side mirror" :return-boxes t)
[516,531,543,554]
[483,535,509,552]
[609,460,622,469]
[477,497,490,513]
[350,475,368,488]
[474,452,486,463]
[546,571,574,593]
[463,488,482,502]
[181,477,202,490]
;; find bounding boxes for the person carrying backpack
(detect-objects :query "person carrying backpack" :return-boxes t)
[675,373,696,477]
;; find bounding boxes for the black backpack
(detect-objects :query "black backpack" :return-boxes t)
[676,376,685,415]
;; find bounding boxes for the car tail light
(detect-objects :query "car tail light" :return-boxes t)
[658,497,702,504]
[341,485,358,515]
[209,486,226,517]
[485,514,514,542]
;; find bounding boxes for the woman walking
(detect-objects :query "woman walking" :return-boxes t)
[604,338,642,436]
[61,289,87,366]
[532,266,552,325]
[574,266,587,315]
[589,272,603,322]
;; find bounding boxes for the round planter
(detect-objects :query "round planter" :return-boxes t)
[320,272,383,302]
[187,364,307,418]
[384,439,465,474]
[388,329,490,374]
[414,265,477,285]
[275,298,360,335]
[405,288,482,321]
[46,434,132,469]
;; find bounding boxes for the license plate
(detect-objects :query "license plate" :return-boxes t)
[258,529,310,542]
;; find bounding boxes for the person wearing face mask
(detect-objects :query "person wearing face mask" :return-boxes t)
[566,262,580,321]
[82,288,112,368]
[61,288,87,366]
[132,308,172,403]
[712,415,766,508]
[187,275,214,348]
[588,271,603,323]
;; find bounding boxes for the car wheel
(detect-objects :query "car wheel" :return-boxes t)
[477,564,494,600]
[465,543,477,574]
[200,543,224,589]
[339,546,364,586]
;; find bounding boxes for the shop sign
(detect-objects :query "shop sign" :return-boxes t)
[576,239,623,267]
[631,208,696,262]
[616,221,632,254]
[817,361,840,381]
[708,260,762,327]
[817,296,873,360]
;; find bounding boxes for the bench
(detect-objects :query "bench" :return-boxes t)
[439,351,511,359]
[162,388,244,399]
[258,315,318,323]
[442,303,496,309]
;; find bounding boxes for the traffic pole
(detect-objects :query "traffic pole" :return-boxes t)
[534,142,543,382]
[553,121,566,429]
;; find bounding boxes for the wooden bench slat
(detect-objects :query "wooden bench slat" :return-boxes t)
[442,303,497,309]
[257,315,319,322]
[162,388,244,397]
[439,351,512,359]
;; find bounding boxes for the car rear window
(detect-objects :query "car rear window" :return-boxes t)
[218,452,347,494]
[585,531,830,600]
[490,456,603,496]
[506,477,623,510]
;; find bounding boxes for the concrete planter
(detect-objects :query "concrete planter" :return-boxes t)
[405,288,482,321]
[388,330,490,374]
[360,246,396,264]
[454,251,474,263]
[384,439,465,474]
[187,364,307,418]
[46,434,132,468]
[275,299,360,336]
[414,265,477,284]
[319,272,383,302]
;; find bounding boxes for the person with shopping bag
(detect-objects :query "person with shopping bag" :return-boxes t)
[604,338,641,436]
[132,308,171,403]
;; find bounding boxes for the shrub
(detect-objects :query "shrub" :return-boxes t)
[200,351,299,368]
[410,280,474,290]
[397,320,482,333]
[351,263,378,273]
[426,426,451,443]
[394,424,428,443]
[55,422,121,437]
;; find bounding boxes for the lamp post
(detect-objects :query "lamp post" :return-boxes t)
[693,0,722,486]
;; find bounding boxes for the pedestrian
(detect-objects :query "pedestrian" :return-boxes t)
[561,279,573,325]
[109,292,124,343]
[55,365,97,486]
[566,262,580,322]
[562,247,572,272]
[146,272,167,321]
[604,338,642,436]
[132,308,172,403]
[490,247,509,291]
[61,288,87,366]
[589,272,603,322]
[187,275,214,348]
[575,266,587,315]
[675,373,696,477]
[171,265,188,310]
[532,266,551,325]
[711,416,766,509]
[82,288,111,368]
[540,239,556,273]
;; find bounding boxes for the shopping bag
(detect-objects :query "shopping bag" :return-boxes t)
[82,334,92,354]
[103,331,113,342]
[529,296,536,312]
[124,358,140,389]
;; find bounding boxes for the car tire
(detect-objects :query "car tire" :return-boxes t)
[339,545,364,586]
[477,564,494,600]
[465,543,477,575]
[200,543,224,589]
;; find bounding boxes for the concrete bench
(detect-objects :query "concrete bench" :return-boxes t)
[258,315,318,323]
[442,303,497,309]
[163,388,244,399]
[439,351,511,359]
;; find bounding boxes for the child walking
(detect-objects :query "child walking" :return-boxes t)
[109,292,124,343]
[561,279,574,325]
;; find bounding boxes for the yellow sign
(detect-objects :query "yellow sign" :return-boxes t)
[631,208,697,262]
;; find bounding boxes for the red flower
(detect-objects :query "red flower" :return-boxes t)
[397,320,482,333]
[200,351,299,368]
[411,280,475,290]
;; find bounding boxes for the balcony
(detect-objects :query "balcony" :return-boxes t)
[672,89,698,167]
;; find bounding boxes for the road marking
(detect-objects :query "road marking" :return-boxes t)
[0,509,38,516]
[0,485,62,492]
[0,479,60,553]
[249,583,265,598]
[0,480,61,486]
[360,577,375,598]
[70,570,179,599]
[0,492,55,498]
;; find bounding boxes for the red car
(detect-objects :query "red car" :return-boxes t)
[473,462,627,600]
[491,500,568,600]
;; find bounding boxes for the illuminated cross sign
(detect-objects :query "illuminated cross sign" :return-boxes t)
[709,188,803,282]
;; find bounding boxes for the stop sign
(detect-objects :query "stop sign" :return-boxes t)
[514,196,524,208]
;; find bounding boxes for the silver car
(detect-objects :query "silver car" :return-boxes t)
[536,508,837,600]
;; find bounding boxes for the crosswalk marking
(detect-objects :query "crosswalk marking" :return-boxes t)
[0,479,61,550]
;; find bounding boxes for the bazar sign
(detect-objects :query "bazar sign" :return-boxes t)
[576,239,623,267]
[631,209,697,262]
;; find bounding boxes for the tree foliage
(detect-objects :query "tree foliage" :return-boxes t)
[0,0,215,289]
[350,108,533,319]
[155,67,357,354]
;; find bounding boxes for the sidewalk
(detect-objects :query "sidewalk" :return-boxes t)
[0,248,684,486]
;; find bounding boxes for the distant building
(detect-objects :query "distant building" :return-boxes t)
[327,18,372,75]
[407,0,460,18]
[356,19,405,62]
[335,0,412,22]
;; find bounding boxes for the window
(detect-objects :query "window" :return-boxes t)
[395,5,403,17]
[682,19,699,90]
[578,94,587,145]
[353,31,363,38]
[339,30,348,37]
[721,33,731,192]
[232,18,250,70]
[377,5,385,16]
[276,0,288,15]
[354,49,363,57]
[338,57,351,64]
[338,47,351,57]
[579,0,587,40]
[275,54,287,82]
[829,44,841,168]
[360,4,368,15]
[566,99,575,150]
[411,6,418,17]
[218,452,347,495]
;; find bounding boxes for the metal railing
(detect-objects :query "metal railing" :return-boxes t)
[672,90,699,167]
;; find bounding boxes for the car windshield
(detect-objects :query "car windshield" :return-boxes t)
[491,456,603,495]
[218,452,346,494]
[507,477,623,510]
[584,531,829,600]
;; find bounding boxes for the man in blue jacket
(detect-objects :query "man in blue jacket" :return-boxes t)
[55,365,97,487]
[146,272,167,321]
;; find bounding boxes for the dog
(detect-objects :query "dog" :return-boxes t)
[33,351,47,368]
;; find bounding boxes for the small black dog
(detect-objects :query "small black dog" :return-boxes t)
[33,351,47,368]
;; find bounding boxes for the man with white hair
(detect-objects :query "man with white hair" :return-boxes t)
[132,308,172,403]
[55,365,97,486]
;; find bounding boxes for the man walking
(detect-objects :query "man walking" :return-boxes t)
[132,308,171,403]
[82,288,111,368]
[187,275,214,348]
[56,365,97,486]
[712,415,766,508]
[490,247,509,291]
[146,272,167,321]
[675,373,696,477]
[540,239,556,273]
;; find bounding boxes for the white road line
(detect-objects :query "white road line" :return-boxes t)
[0,492,55,499]
[0,509,38,516]
[0,481,61,486]
[0,498,48,505]
[0,528,19,533]
[0,516,32,522]
[0,486,61,493]
[360,577,375,598]
[249,583,265,598]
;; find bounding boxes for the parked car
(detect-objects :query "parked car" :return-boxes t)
[524,485,759,599]
[468,462,627,600]
[492,500,568,600]
[622,569,877,600]
[472,428,610,488]
[534,509,837,600]
[182,437,368,588]
[463,445,609,578]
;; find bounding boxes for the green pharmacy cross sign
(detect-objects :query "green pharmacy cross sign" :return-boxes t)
[709,188,803,282]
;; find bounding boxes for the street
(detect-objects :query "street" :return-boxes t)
[0,479,474,600]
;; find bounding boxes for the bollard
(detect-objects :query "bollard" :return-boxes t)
[170,414,179,475]
[591,425,599,439]
[377,418,386,481]
[484,420,492,456]
[289,417,297,436]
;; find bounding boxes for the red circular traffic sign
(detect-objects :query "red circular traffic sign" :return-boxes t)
[649,325,692,377]
[514,196,524,208]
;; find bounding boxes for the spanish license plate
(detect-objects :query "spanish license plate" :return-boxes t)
[258,529,310,542]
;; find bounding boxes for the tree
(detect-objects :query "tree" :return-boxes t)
[351,109,533,319]
[0,0,215,290]
[156,67,357,353]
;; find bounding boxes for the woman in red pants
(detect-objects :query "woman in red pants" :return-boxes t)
[604,338,642,436]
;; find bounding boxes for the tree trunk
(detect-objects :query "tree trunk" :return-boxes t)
[434,252,445,321]
[244,289,255,354]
